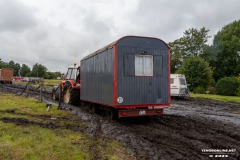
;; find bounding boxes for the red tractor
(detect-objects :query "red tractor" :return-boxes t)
[52,64,81,105]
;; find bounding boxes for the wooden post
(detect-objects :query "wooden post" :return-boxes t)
[57,86,62,110]
[40,82,43,103]
[26,82,29,98]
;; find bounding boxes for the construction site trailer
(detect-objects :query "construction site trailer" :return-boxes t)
[0,68,14,84]
[81,36,171,117]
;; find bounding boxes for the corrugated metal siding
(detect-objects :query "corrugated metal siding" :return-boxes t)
[81,48,114,105]
[116,37,169,105]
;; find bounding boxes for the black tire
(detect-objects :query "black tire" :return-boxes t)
[89,104,98,114]
[107,109,118,120]
[63,82,80,105]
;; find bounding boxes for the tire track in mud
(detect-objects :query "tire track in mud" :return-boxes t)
[1,84,240,159]
[0,117,86,132]
[117,117,239,159]
[72,106,240,159]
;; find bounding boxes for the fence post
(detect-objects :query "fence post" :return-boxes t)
[40,82,43,103]
[26,82,29,98]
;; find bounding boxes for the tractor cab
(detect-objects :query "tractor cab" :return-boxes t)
[52,63,81,105]
[64,63,80,84]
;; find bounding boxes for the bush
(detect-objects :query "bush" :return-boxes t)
[215,77,240,96]
[209,78,216,87]
[207,86,215,94]
[193,86,206,94]
[237,87,240,96]
[237,75,240,96]
[180,57,212,91]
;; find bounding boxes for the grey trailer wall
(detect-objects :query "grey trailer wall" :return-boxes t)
[81,48,114,105]
[116,37,170,105]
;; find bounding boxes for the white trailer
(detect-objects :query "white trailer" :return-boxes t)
[170,74,189,97]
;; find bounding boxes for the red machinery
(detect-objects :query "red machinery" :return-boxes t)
[52,64,80,105]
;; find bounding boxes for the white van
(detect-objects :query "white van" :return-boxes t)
[170,74,189,97]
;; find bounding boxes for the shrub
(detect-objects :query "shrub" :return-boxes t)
[193,86,206,94]
[237,87,240,96]
[209,78,216,87]
[215,77,240,96]
[207,86,215,94]
[237,75,240,96]
[180,57,212,91]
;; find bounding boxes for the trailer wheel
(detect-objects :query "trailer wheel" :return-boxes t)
[63,82,80,105]
[89,104,98,114]
[107,109,118,120]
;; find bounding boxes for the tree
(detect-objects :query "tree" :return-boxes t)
[31,63,47,77]
[182,27,211,56]
[0,58,5,68]
[7,60,21,76]
[169,27,211,73]
[54,71,61,78]
[0,58,9,69]
[178,56,212,91]
[44,71,62,79]
[213,20,240,81]
[20,64,31,77]
[169,38,186,73]
[200,45,216,65]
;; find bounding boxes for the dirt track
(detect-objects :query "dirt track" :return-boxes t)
[0,84,240,160]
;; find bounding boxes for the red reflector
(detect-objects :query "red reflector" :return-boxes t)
[156,110,162,113]
[120,112,128,116]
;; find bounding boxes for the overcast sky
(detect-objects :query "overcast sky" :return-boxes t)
[0,0,239,72]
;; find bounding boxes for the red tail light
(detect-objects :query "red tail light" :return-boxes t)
[156,110,162,114]
[120,112,128,116]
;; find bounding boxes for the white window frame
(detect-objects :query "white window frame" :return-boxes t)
[135,55,153,76]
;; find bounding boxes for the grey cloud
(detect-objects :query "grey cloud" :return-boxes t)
[0,0,37,32]
[0,0,240,72]
[83,13,110,34]
[130,0,240,42]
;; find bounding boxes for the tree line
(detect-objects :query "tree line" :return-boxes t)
[169,20,240,96]
[0,59,61,79]
[1,20,240,95]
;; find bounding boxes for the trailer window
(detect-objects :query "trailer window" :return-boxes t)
[171,78,174,84]
[135,55,153,76]
[180,78,186,85]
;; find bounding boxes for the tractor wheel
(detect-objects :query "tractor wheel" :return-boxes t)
[52,86,59,100]
[63,82,80,105]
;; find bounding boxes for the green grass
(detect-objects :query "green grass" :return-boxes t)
[44,79,62,86]
[191,93,240,103]
[14,79,62,88]
[0,93,133,160]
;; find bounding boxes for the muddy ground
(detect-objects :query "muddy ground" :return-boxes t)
[0,84,240,160]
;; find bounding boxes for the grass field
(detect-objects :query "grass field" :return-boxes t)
[14,79,62,88]
[191,93,240,103]
[0,93,133,160]
[44,79,62,86]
